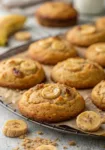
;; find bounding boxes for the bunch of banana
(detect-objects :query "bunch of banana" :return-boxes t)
[0,14,26,46]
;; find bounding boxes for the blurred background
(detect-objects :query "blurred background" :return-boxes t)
[0,0,105,53]
[0,0,104,23]
[0,0,105,17]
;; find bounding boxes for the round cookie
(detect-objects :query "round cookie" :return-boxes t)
[66,24,105,47]
[86,43,105,67]
[96,17,105,31]
[91,80,105,110]
[28,36,77,65]
[0,58,45,89]
[51,58,105,89]
[18,83,85,122]
[35,2,78,27]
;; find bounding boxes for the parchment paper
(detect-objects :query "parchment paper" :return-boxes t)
[1,48,105,136]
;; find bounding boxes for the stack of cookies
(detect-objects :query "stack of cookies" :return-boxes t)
[1,1,105,133]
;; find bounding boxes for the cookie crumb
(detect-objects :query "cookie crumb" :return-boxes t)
[63,146,68,149]
[68,140,76,146]
[21,137,58,149]
[19,134,26,139]
[37,131,44,135]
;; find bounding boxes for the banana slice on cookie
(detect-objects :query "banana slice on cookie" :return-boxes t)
[36,145,57,150]
[41,85,61,99]
[80,25,96,35]
[3,120,28,137]
[21,61,37,71]
[52,41,65,50]
[76,111,101,132]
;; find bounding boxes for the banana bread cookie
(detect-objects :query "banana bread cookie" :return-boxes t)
[51,58,105,89]
[66,24,105,46]
[18,83,85,122]
[86,43,105,67]
[0,58,45,89]
[91,80,105,110]
[35,2,78,27]
[28,36,77,65]
[96,17,105,31]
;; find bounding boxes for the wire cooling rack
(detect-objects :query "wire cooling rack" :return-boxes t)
[0,39,105,139]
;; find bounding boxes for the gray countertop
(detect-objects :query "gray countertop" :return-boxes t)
[0,105,105,150]
[0,10,105,150]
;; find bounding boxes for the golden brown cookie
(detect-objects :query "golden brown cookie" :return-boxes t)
[96,17,105,31]
[0,58,45,89]
[86,43,105,67]
[91,80,105,110]
[35,2,78,27]
[66,24,105,47]
[18,83,85,122]
[51,58,105,89]
[28,36,77,65]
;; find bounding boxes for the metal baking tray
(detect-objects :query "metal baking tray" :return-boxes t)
[0,38,105,139]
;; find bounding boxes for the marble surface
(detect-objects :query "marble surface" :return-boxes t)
[0,105,105,150]
[0,9,105,150]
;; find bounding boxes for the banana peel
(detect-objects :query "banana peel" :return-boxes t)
[0,14,26,46]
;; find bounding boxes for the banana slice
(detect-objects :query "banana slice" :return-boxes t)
[80,25,96,35]
[95,45,105,53]
[52,41,65,51]
[64,61,82,72]
[21,61,37,72]
[41,85,61,99]
[3,120,28,137]
[38,40,51,48]
[36,145,57,150]
[15,31,31,41]
[76,111,101,132]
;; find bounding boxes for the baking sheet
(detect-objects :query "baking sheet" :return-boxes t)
[0,45,105,137]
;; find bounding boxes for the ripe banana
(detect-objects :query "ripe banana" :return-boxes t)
[3,119,28,137]
[0,14,26,46]
[76,111,101,132]
[36,145,57,150]
[41,85,61,99]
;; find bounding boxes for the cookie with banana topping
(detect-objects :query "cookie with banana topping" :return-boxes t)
[0,58,45,89]
[18,83,85,122]
[86,43,105,67]
[28,36,77,65]
[66,24,105,46]
[51,58,105,89]
[91,80,105,110]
